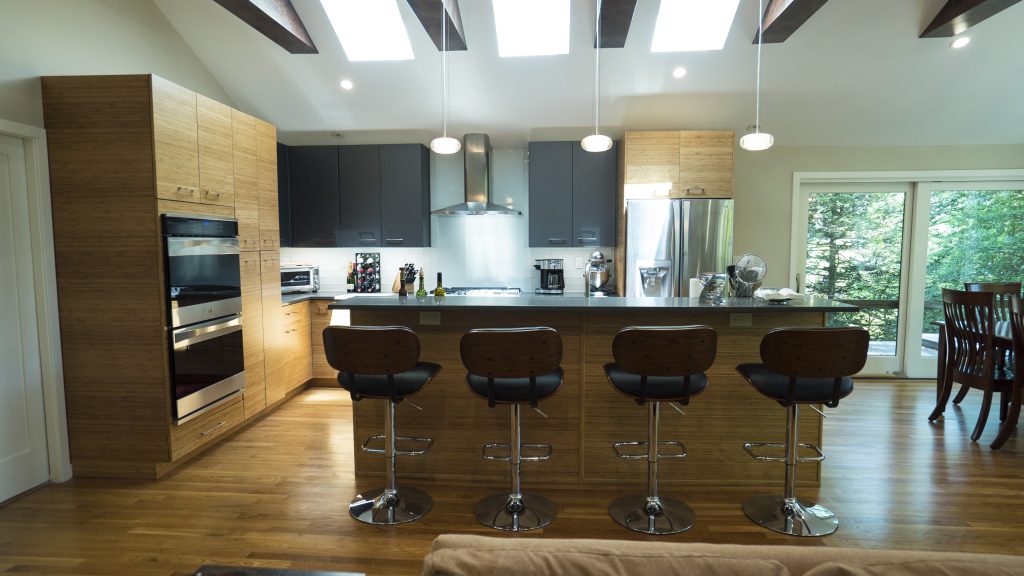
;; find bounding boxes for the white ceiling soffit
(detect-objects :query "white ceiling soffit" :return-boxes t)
[154,0,1024,148]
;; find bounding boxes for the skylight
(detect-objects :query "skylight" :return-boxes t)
[651,0,740,52]
[492,0,570,58]
[321,0,414,62]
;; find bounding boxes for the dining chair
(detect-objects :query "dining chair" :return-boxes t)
[936,288,1014,442]
[955,282,1021,404]
[990,295,1022,450]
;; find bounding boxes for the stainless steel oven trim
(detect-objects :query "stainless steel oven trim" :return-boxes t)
[167,237,240,257]
[175,371,245,425]
[171,297,242,329]
[172,314,243,350]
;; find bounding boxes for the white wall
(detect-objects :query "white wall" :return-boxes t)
[732,144,1024,288]
[0,0,231,128]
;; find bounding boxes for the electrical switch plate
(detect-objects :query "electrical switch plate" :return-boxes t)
[730,313,752,327]
[575,257,583,269]
[419,311,441,326]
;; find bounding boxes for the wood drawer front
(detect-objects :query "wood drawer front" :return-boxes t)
[310,301,334,379]
[197,94,235,207]
[152,76,200,202]
[170,398,243,461]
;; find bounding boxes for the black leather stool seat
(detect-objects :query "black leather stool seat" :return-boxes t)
[737,363,854,406]
[604,364,708,401]
[467,368,563,404]
[339,362,442,400]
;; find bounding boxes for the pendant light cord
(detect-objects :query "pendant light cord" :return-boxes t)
[441,3,449,139]
[593,0,602,135]
[754,0,763,134]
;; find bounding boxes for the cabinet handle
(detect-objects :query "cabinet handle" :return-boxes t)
[199,421,226,437]
[205,189,221,198]
[577,236,597,244]
[176,186,196,193]
[685,187,705,195]
[385,238,404,245]
[547,238,567,245]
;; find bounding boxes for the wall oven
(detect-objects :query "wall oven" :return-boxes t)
[162,214,245,424]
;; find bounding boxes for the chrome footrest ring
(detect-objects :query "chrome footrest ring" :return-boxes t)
[612,440,687,460]
[743,441,824,463]
[360,434,434,456]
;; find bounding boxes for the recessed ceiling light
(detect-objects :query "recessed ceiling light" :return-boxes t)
[950,36,970,49]
[672,67,687,79]
[321,0,414,62]
[492,0,569,57]
[339,79,354,90]
[652,0,740,52]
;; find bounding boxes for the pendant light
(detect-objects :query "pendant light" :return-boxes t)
[739,0,774,151]
[430,4,460,155]
[581,0,612,152]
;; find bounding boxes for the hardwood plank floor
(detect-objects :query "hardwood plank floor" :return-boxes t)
[0,381,1021,575]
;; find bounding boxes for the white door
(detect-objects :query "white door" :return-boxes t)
[0,134,49,501]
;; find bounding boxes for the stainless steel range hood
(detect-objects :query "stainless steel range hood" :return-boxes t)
[431,133,522,215]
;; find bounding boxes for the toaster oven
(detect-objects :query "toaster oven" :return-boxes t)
[281,265,320,294]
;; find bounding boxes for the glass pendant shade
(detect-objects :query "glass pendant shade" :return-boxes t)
[430,136,462,155]
[581,134,613,152]
[739,129,773,151]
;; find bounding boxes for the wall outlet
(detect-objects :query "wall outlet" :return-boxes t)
[419,311,441,326]
[575,257,583,269]
[730,313,752,327]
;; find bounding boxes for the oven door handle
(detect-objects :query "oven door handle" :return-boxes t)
[167,237,240,257]
[172,315,242,349]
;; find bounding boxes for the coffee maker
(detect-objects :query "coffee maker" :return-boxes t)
[533,259,565,295]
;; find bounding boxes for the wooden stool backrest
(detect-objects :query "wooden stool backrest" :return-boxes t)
[460,327,562,378]
[612,326,717,377]
[323,325,420,376]
[760,327,869,379]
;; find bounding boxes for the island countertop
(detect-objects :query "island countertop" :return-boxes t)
[329,294,857,312]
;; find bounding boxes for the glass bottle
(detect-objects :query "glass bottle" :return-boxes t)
[433,272,446,297]
[397,268,408,297]
[345,262,355,293]
[415,269,428,299]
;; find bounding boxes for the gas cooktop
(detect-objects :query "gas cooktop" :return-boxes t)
[444,287,522,297]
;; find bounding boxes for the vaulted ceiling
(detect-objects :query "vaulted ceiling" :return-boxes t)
[154,0,1024,148]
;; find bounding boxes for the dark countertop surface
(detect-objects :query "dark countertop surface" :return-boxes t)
[281,290,349,305]
[326,294,858,312]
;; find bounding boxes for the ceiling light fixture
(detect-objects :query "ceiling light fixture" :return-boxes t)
[739,0,774,152]
[339,79,353,90]
[429,5,460,155]
[321,0,413,62]
[652,0,740,52]
[493,0,570,57]
[581,0,612,153]
[951,36,970,49]
[672,66,687,79]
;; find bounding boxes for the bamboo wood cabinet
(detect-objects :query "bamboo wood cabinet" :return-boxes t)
[42,74,311,479]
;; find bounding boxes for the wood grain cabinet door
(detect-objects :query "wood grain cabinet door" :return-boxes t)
[152,76,200,203]
[197,95,235,207]
[256,120,280,251]
[259,251,284,404]
[240,252,266,418]
[623,131,679,193]
[310,301,334,379]
[677,131,733,198]
[281,302,312,393]
[232,110,260,252]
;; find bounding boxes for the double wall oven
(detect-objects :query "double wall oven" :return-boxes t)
[163,214,245,424]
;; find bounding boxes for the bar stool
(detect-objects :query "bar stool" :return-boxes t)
[461,327,563,531]
[737,327,868,537]
[323,325,441,525]
[604,326,717,534]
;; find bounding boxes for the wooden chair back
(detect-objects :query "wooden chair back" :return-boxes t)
[460,327,562,379]
[612,326,717,377]
[943,288,996,385]
[965,282,1021,322]
[322,325,420,376]
[760,327,869,379]
[1010,296,1023,367]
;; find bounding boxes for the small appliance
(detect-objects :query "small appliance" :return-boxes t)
[281,265,320,294]
[533,259,565,295]
[585,251,617,296]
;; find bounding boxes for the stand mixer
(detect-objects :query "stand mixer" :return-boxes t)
[584,251,616,296]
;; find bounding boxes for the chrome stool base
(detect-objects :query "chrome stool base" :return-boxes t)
[609,494,695,535]
[475,493,557,532]
[742,494,838,537]
[349,486,432,525]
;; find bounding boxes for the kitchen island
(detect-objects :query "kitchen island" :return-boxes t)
[328,296,856,487]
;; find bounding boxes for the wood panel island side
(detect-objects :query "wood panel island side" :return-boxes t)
[327,296,857,488]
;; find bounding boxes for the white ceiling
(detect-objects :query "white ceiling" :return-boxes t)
[154,0,1024,148]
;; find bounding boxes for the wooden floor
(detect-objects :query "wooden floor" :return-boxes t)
[1,381,1021,575]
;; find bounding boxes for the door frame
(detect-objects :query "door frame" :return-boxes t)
[790,169,1024,377]
[0,118,71,483]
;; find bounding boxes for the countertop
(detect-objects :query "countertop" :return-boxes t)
[280,290,349,305]
[326,294,858,312]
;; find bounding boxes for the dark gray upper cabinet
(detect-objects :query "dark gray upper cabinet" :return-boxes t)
[528,141,573,247]
[528,140,617,247]
[277,142,291,247]
[339,145,382,247]
[571,142,617,247]
[380,144,430,247]
[287,145,339,247]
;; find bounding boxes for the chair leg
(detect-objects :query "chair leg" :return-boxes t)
[929,361,956,421]
[608,402,695,535]
[349,399,432,525]
[475,404,557,531]
[953,382,971,404]
[742,404,839,537]
[991,381,1022,450]
[971,387,994,442]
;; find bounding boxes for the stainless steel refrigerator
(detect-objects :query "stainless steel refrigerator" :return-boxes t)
[625,199,734,298]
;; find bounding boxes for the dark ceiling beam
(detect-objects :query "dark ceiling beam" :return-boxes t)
[405,0,467,51]
[598,0,638,48]
[211,0,317,54]
[920,0,1022,37]
[752,0,829,43]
